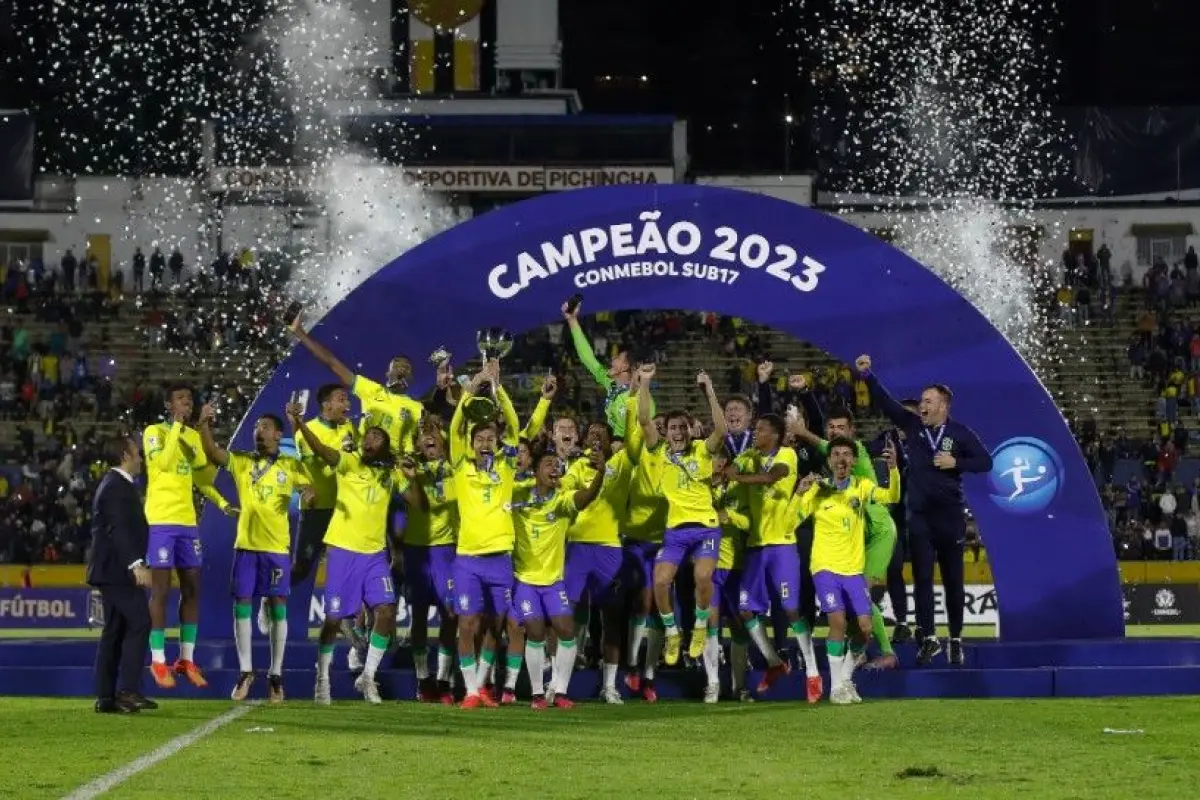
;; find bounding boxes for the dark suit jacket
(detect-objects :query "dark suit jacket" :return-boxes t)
[87,470,149,587]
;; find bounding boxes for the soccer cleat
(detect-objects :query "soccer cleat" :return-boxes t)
[347,647,365,673]
[256,599,270,636]
[703,683,720,704]
[830,683,854,705]
[865,653,899,671]
[354,673,382,705]
[687,627,706,660]
[479,685,497,706]
[530,697,548,711]
[948,638,965,666]
[500,689,517,705]
[600,687,624,705]
[664,630,682,666]
[916,637,943,666]
[846,682,863,704]
[552,696,575,709]
[267,675,285,704]
[314,678,332,706]
[736,689,755,703]
[173,659,208,688]
[544,687,556,705]
[439,691,455,706]
[641,683,658,704]
[892,623,913,644]
[623,672,641,694]
[756,661,791,694]
[460,694,483,710]
[231,671,255,701]
[417,678,441,703]
[149,662,176,689]
[805,675,824,704]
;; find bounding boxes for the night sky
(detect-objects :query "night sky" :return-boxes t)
[1,0,1199,174]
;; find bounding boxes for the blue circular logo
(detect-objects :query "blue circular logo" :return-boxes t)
[986,437,1065,515]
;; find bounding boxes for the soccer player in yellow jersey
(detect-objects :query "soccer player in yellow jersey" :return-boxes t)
[637,363,727,667]
[510,447,605,710]
[196,404,313,704]
[286,384,357,616]
[288,403,425,705]
[143,383,236,690]
[789,436,900,705]
[448,360,526,709]
[710,447,752,703]
[727,413,823,702]
[402,428,459,704]
[622,393,667,702]
[560,397,640,705]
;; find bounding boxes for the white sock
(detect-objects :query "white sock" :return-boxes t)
[364,634,387,678]
[234,610,253,673]
[317,647,333,682]
[413,646,430,681]
[826,643,846,690]
[525,641,546,696]
[554,638,578,695]
[461,656,480,695]
[437,648,454,681]
[504,654,522,691]
[478,653,496,686]
[730,639,749,692]
[269,617,287,676]
[790,622,820,678]
[702,632,720,687]
[179,637,195,662]
[746,618,782,667]
[628,615,649,668]
[602,661,618,691]
[151,644,166,664]
[843,646,861,685]
[644,627,664,680]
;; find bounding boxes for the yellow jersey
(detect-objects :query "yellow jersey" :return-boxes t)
[562,449,635,547]
[143,422,208,527]
[655,440,719,530]
[226,452,308,554]
[512,487,577,586]
[625,445,666,543]
[452,450,519,555]
[712,482,750,571]
[323,451,407,554]
[790,469,900,576]
[735,447,799,546]
[404,459,458,547]
[353,374,424,455]
[297,417,358,510]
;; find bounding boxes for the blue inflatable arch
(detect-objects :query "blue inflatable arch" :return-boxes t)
[197,184,1123,643]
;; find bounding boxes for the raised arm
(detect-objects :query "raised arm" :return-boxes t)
[622,381,644,464]
[396,460,429,511]
[288,313,356,387]
[563,301,614,391]
[195,403,229,468]
[856,354,918,428]
[700,371,727,454]
[484,359,520,448]
[753,361,775,417]
[636,363,660,449]
[448,372,485,465]
[192,465,234,513]
[521,375,556,440]
[571,449,607,511]
[287,402,340,468]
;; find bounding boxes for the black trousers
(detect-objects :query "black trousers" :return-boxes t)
[909,507,967,639]
[94,584,150,699]
[886,512,909,624]
[794,521,818,633]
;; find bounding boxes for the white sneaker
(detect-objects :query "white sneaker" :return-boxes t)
[600,687,624,705]
[847,683,863,704]
[354,672,382,705]
[347,647,364,672]
[703,683,720,704]
[830,683,854,706]
[314,678,332,706]
[256,599,270,636]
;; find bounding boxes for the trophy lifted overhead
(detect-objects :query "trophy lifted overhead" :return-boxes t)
[464,327,513,424]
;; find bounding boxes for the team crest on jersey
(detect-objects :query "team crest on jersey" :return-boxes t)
[156,547,169,563]
[605,466,616,479]
[941,438,954,452]
[546,513,557,522]
[276,470,287,485]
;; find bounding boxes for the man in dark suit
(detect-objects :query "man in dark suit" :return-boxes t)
[88,434,158,713]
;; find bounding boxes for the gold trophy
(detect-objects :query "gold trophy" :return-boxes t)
[465,328,513,424]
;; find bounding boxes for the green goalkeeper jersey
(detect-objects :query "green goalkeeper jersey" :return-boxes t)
[569,324,655,438]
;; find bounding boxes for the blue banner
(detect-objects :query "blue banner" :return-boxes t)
[197,184,1122,643]
[0,589,91,629]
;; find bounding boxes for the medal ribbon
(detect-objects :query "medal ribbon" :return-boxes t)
[922,425,946,454]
